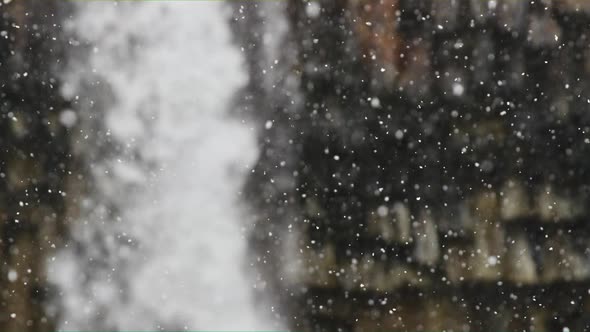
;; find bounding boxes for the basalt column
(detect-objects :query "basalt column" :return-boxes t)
[241,1,590,331]
[0,1,72,331]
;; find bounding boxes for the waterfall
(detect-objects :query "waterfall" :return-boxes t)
[47,1,277,330]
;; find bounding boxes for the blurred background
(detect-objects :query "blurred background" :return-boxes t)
[2,0,590,331]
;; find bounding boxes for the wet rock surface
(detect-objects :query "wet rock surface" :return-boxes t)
[0,1,71,331]
[237,1,590,331]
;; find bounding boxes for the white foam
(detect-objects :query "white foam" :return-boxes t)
[48,2,277,330]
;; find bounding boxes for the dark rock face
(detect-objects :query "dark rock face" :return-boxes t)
[237,1,590,331]
[0,1,71,330]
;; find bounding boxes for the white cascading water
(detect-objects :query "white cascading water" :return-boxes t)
[48,1,278,330]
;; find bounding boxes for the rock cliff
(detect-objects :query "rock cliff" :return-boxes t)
[236,1,590,331]
[0,1,71,330]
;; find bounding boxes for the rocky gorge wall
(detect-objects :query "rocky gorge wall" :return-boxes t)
[4,0,590,331]
[237,1,590,331]
[0,1,72,331]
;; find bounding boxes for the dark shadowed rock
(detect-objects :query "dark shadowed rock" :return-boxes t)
[236,0,590,331]
[0,1,72,331]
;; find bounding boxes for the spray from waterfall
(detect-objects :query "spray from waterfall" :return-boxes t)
[47,1,280,330]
